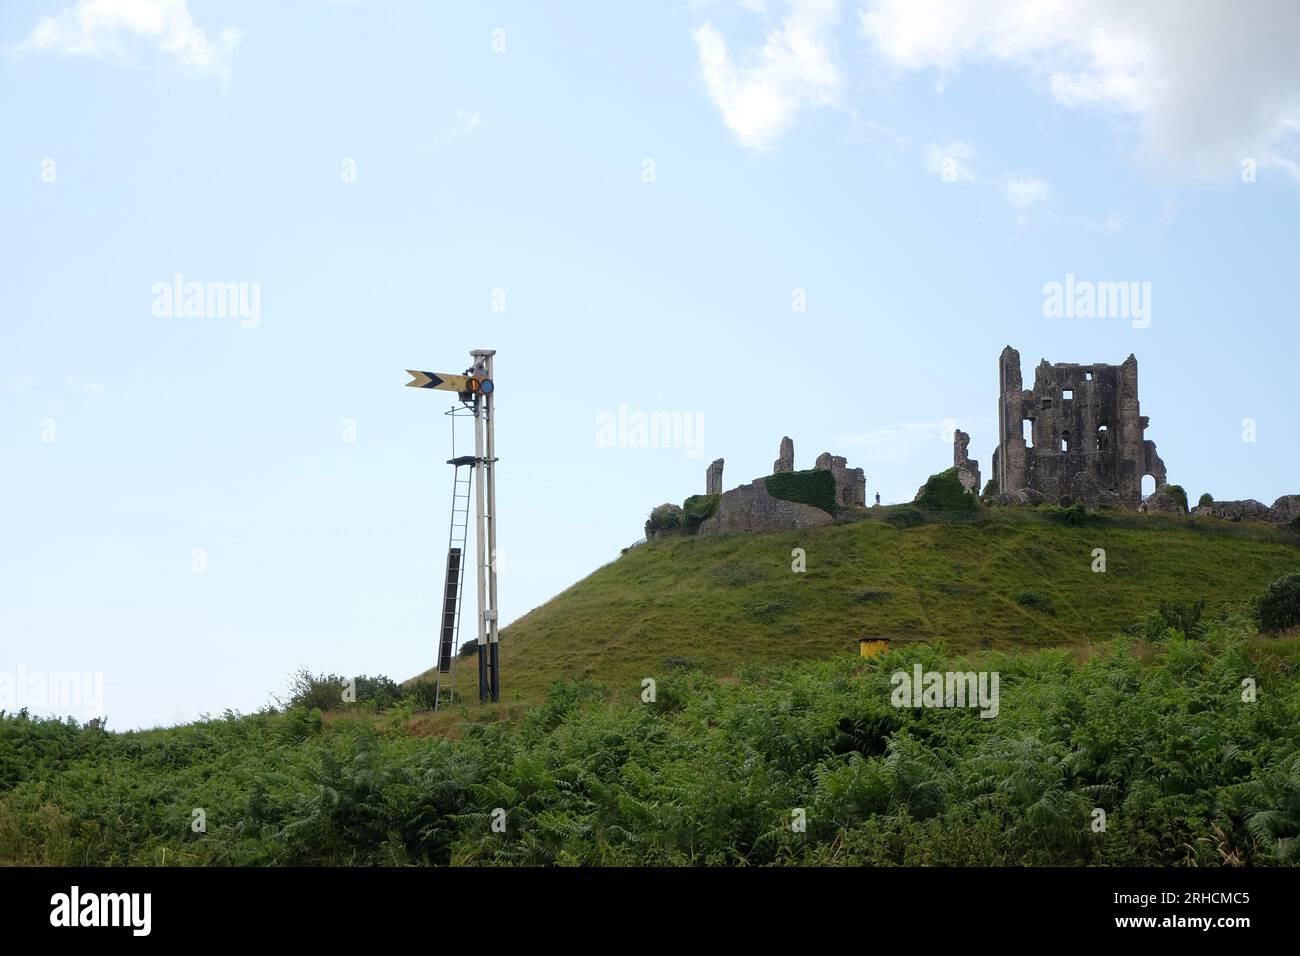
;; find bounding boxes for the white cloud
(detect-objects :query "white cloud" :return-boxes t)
[16,0,241,81]
[1068,209,1125,232]
[4,376,35,394]
[835,420,954,463]
[447,108,483,141]
[923,139,975,182]
[1005,176,1049,207]
[860,0,1300,179]
[691,0,842,152]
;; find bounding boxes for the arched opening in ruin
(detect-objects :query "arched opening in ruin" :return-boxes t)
[1097,423,1108,451]
[1141,474,1156,499]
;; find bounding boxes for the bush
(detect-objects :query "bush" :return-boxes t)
[1158,599,1206,639]
[646,504,683,535]
[914,468,978,512]
[1164,484,1189,513]
[764,469,836,515]
[1044,503,1090,526]
[1130,610,1174,642]
[1258,572,1300,632]
[681,494,720,533]
[284,669,348,712]
[406,681,441,710]
[283,671,406,712]
[1016,591,1056,614]
[354,675,403,711]
[1198,493,1214,508]
[277,706,323,741]
[748,601,789,623]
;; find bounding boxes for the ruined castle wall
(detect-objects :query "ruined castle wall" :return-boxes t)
[698,478,835,535]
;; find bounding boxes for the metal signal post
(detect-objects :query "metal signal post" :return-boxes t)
[405,348,500,704]
[469,349,500,702]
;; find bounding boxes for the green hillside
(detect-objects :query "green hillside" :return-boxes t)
[415,509,1300,703]
[6,509,1300,867]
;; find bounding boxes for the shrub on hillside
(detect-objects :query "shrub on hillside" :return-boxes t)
[284,670,404,712]
[1158,599,1206,639]
[1129,598,1207,641]
[354,675,403,711]
[764,469,836,515]
[277,705,323,741]
[1258,572,1300,632]
[646,503,683,535]
[1198,493,1214,508]
[284,669,348,712]
[1290,514,1300,534]
[1016,590,1056,614]
[914,468,978,512]
[681,494,720,532]
[1044,503,1091,526]
[405,681,438,710]
[748,600,789,623]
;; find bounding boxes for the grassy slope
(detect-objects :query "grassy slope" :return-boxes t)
[413,510,1300,705]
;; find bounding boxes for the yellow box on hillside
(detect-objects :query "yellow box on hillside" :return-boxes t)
[859,638,890,659]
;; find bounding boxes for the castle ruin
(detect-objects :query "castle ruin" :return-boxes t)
[991,346,1166,510]
[703,438,864,508]
[814,451,867,508]
[705,458,725,496]
[954,428,981,494]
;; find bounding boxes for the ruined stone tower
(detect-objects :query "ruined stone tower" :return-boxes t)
[991,346,1166,510]
[705,458,724,496]
[953,429,981,494]
[773,436,794,474]
[814,452,867,508]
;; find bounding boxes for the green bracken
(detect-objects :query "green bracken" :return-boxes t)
[5,617,1300,866]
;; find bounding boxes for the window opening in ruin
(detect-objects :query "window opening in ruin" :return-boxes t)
[1097,423,1108,450]
[1141,475,1156,498]
[1022,419,1032,448]
[1061,431,1070,452]
[1062,389,1073,401]
[1042,398,1051,409]
[1085,372,1093,381]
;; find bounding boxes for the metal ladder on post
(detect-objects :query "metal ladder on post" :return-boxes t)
[434,455,475,709]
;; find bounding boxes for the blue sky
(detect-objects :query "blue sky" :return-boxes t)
[2,0,1297,729]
